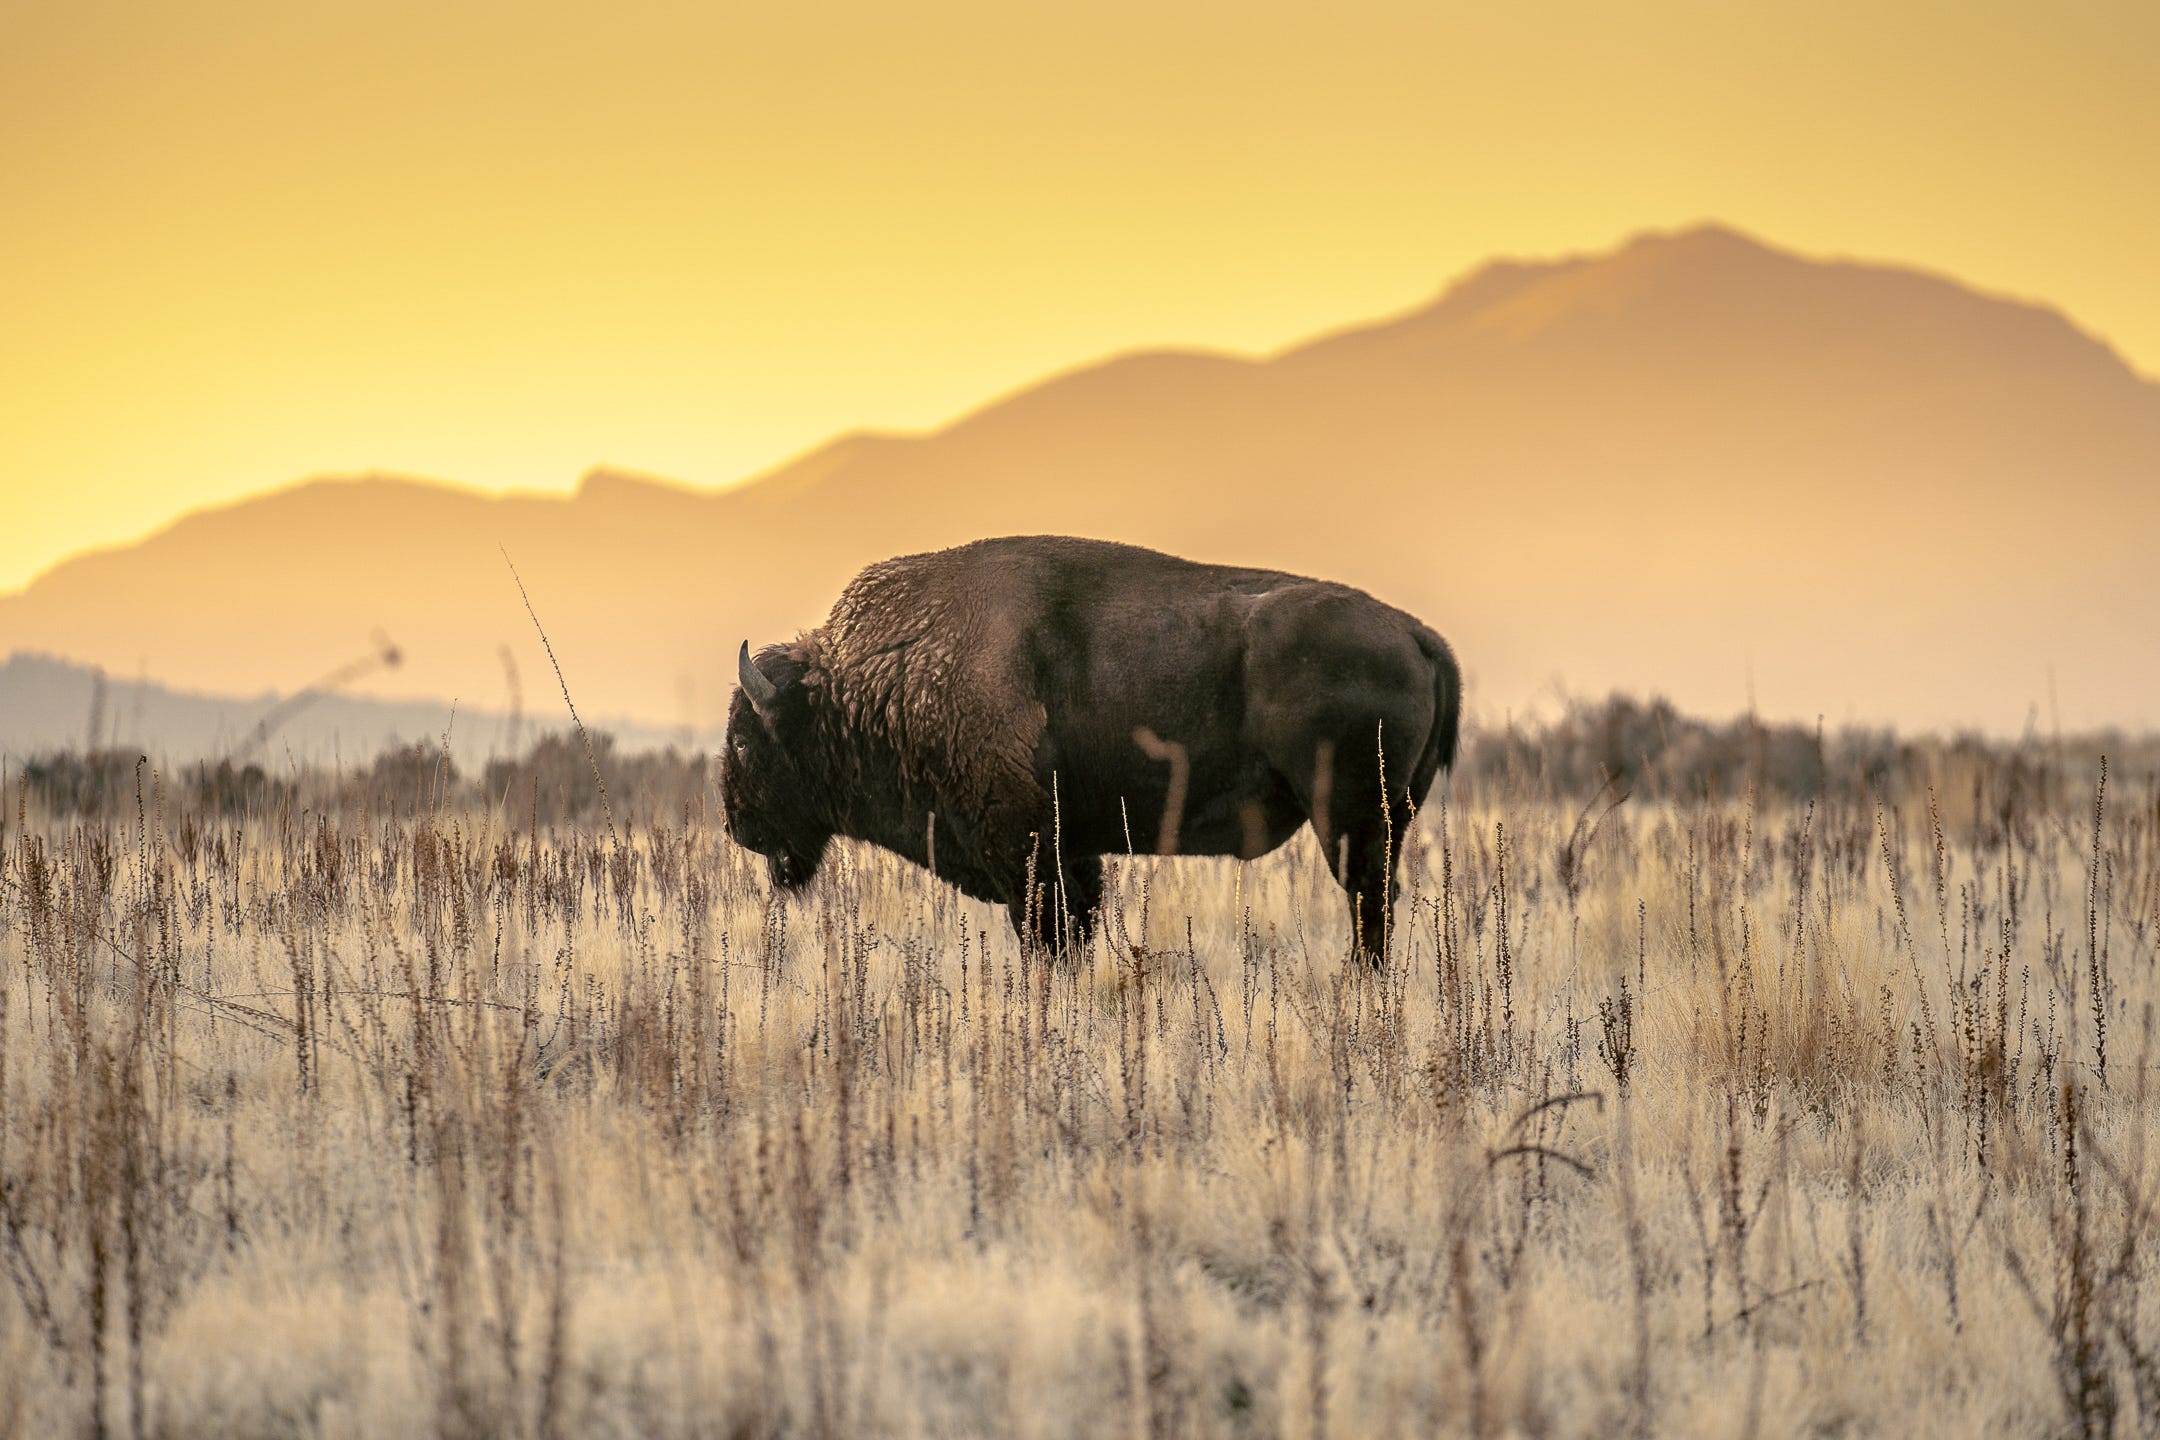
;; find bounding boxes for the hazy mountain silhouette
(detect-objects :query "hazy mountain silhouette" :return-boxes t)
[0,653,688,769]
[4,225,2156,735]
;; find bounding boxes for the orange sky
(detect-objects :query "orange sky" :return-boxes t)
[3,0,2156,593]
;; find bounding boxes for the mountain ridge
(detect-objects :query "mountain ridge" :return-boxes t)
[5,224,2155,734]
[0,651,689,769]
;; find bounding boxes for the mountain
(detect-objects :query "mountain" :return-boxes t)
[4,225,2156,736]
[0,653,691,770]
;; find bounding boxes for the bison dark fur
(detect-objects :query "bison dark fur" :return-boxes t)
[720,536,1460,963]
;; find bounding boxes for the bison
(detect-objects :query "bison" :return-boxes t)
[721,535,1459,962]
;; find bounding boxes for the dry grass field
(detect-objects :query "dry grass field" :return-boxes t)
[3,726,2158,1438]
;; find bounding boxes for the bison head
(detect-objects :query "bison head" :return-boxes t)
[721,641,833,892]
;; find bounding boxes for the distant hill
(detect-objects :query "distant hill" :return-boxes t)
[2,225,2155,734]
[0,653,689,770]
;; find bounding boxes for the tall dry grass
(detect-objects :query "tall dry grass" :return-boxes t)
[1,736,2157,1437]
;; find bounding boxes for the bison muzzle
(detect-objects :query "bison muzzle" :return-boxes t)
[721,536,1460,964]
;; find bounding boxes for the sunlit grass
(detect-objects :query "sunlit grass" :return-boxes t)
[2,737,2156,1437]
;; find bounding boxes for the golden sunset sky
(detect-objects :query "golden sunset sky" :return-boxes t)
[3,0,2155,593]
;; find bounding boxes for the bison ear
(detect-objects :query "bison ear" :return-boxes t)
[738,641,782,717]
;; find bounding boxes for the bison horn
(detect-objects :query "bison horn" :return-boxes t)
[738,641,781,716]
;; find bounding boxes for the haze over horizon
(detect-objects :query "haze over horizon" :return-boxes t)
[5,223,2157,740]
[16,218,2103,589]
[5,0,2159,592]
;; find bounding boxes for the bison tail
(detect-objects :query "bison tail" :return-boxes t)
[1415,626,1462,778]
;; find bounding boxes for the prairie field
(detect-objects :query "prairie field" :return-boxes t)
[3,724,2159,1439]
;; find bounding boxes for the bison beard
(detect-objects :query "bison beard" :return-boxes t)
[720,536,1461,966]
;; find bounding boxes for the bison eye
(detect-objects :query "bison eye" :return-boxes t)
[732,739,750,762]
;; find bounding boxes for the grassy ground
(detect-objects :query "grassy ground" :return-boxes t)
[2,748,2157,1438]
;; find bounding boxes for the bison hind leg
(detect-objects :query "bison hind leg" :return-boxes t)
[1336,829,1403,968]
[1277,754,1416,969]
[1304,829,1408,975]
[1320,792,1417,970]
[1006,855,1105,959]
